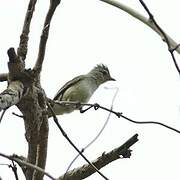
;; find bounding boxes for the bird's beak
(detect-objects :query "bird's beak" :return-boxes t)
[110,77,116,81]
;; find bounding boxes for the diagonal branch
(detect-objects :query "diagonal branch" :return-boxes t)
[10,161,19,180]
[0,153,56,180]
[138,0,180,75]
[33,0,61,73]
[99,0,180,54]
[58,134,138,180]
[47,101,109,180]
[17,0,37,61]
[64,87,119,173]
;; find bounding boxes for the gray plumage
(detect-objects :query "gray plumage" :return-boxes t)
[48,64,115,117]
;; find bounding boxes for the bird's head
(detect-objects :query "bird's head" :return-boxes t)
[89,64,115,84]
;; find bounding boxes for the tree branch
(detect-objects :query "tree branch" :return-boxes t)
[10,161,19,180]
[99,0,180,54]
[49,100,180,134]
[17,88,48,180]
[47,101,109,180]
[33,0,61,73]
[0,153,56,180]
[0,73,8,82]
[7,47,25,81]
[64,88,119,173]
[58,134,138,180]
[1,1,52,180]
[0,81,24,111]
[0,48,26,111]
[138,0,180,75]
[17,0,37,61]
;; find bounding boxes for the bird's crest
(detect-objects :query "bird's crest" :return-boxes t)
[93,64,110,74]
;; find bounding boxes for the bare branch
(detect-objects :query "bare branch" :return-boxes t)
[0,81,24,111]
[58,134,138,180]
[49,100,180,134]
[0,73,8,82]
[0,48,29,112]
[33,0,61,73]
[0,162,19,180]
[138,0,180,75]
[7,48,25,81]
[65,87,119,173]
[12,112,24,118]
[99,0,180,54]
[13,156,27,177]
[0,153,56,180]
[14,83,49,180]
[10,161,19,180]
[17,0,37,61]
[0,109,7,123]
[47,101,109,180]
[82,103,180,134]
[172,44,180,52]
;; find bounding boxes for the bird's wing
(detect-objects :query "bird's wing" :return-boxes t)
[53,75,85,100]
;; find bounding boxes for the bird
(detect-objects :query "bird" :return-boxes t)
[48,64,115,117]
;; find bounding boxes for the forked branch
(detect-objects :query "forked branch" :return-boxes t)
[99,0,180,53]
[34,0,61,73]
[100,0,180,75]
[138,0,180,75]
[0,153,56,180]
[0,133,138,180]
[17,0,37,61]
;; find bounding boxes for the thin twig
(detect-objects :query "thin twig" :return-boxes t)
[0,162,19,180]
[99,0,180,75]
[120,113,180,134]
[10,161,19,180]
[0,109,7,123]
[64,88,119,176]
[101,104,180,134]
[12,112,24,118]
[85,103,180,134]
[52,100,180,134]
[99,0,180,53]
[47,101,109,180]
[0,163,10,166]
[0,153,56,180]
[139,0,180,75]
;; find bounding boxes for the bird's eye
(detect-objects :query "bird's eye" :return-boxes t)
[101,70,107,75]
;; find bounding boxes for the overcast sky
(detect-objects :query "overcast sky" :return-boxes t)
[0,0,180,180]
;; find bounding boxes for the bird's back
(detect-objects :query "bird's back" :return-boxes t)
[53,75,85,100]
